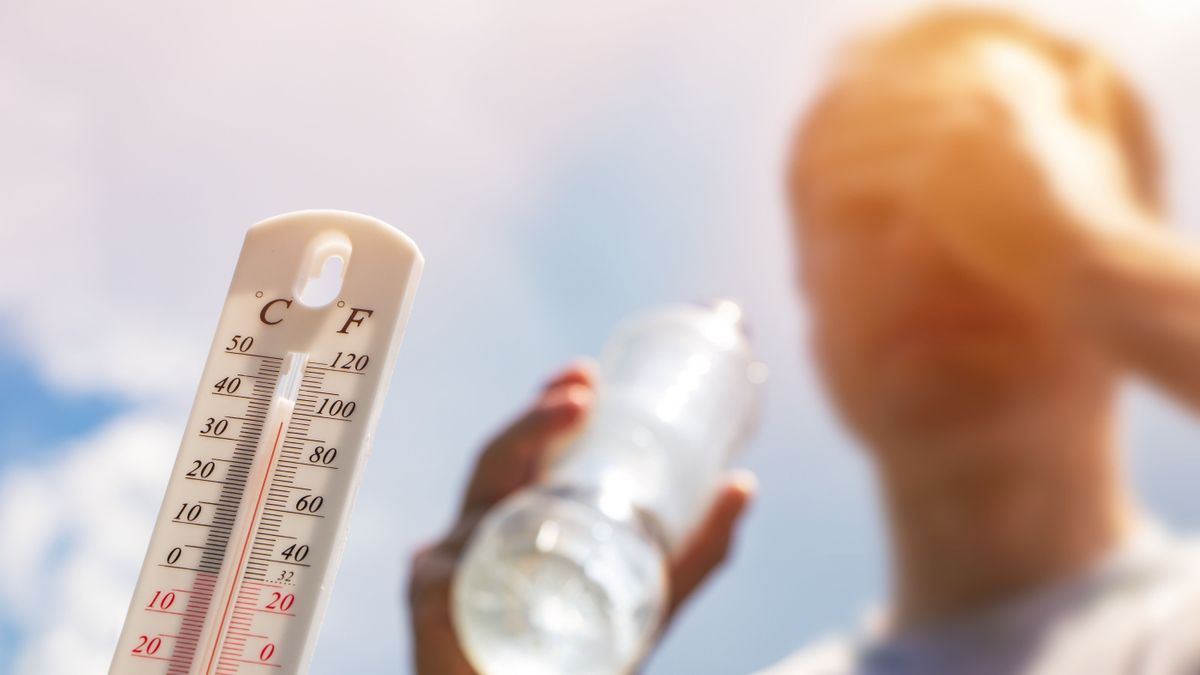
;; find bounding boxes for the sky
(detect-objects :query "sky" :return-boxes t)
[2,1,1200,673]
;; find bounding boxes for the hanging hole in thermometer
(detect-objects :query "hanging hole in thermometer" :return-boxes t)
[110,211,422,674]
[296,233,350,308]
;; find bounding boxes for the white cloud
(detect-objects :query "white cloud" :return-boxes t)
[0,415,174,675]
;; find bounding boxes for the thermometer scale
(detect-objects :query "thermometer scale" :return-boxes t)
[110,211,422,674]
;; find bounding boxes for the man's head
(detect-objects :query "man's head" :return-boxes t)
[789,9,1160,459]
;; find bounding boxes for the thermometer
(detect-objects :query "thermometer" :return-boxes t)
[110,210,422,674]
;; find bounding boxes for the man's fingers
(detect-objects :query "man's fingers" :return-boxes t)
[666,469,757,619]
[541,359,598,392]
[460,366,596,515]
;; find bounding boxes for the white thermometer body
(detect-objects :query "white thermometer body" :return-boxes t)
[110,211,422,675]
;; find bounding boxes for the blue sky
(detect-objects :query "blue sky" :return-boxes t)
[0,347,126,464]
[2,1,1200,674]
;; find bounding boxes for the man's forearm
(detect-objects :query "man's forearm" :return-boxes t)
[1076,226,1200,410]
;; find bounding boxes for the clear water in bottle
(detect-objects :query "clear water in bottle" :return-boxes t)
[452,300,764,675]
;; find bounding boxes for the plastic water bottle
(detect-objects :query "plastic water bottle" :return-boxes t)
[451,300,765,675]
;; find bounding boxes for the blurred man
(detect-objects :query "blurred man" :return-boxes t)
[408,8,1200,674]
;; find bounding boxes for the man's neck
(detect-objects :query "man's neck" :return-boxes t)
[874,397,1137,632]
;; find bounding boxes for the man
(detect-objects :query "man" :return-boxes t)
[408,8,1200,674]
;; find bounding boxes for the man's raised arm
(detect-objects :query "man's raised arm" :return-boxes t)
[1074,228,1200,411]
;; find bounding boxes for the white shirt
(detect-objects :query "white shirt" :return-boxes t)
[756,525,1200,675]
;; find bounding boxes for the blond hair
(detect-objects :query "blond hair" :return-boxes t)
[830,8,1162,214]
